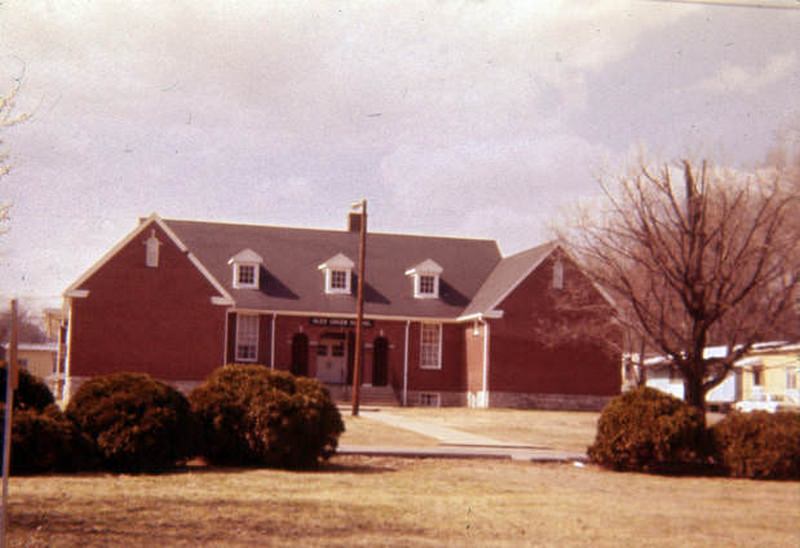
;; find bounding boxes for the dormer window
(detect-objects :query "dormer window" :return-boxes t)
[228,248,263,290]
[319,253,354,294]
[144,230,162,268]
[419,275,436,295]
[237,264,256,286]
[330,270,349,291]
[405,259,443,299]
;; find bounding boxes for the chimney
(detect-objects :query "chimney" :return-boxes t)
[348,212,362,233]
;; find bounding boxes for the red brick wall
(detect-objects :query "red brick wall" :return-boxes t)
[465,322,485,392]
[69,222,228,381]
[238,317,466,393]
[489,254,620,396]
[243,316,410,389]
[405,322,465,391]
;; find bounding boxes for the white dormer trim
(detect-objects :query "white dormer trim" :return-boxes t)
[229,249,263,290]
[318,253,355,295]
[405,259,443,299]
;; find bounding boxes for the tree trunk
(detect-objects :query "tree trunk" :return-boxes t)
[683,375,707,425]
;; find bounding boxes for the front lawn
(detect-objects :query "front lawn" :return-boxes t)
[380,407,600,452]
[338,413,438,447]
[11,456,799,547]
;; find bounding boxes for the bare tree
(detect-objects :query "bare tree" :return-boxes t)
[565,159,799,414]
[0,304,47,344]
[1,79,31,231]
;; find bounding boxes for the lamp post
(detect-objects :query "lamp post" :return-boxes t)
[351,199,367,416]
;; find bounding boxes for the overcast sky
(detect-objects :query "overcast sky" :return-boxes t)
[1,0,798,312]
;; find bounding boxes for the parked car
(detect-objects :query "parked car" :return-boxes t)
[734,394,800,413]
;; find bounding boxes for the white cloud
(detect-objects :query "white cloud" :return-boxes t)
[694,52,797,95]
[3,0,795,306]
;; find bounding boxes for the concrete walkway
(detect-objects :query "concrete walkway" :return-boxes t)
[360,409,512,447]
[338,408,588,463]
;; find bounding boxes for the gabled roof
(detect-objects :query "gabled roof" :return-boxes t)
[66,214,585,321]
[405,258,443,276]
[318,253,355,271]
[228,248,264,264]
[1,342,58,353]
[164,218,502,319]
[460,241,558,318]
[65,213,234,305]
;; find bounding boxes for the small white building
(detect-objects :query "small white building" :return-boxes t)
[1,341,58,381]
[644,346,737,411]
[640,342,800,411]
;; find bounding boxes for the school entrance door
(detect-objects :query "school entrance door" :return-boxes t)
[316,334,347,384]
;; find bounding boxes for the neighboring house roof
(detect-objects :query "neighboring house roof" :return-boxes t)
[461,241,557,317]
[1,342,58,353]
[639,341,800,371]
[164,218,503,319]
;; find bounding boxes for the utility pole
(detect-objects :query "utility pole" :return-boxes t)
[1,299,19,548]
[351,200,367,416]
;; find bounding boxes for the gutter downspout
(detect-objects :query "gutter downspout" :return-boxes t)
[54,312,63,400]
[63,300,74,404]
[270,313,277,370]
[222,310,231,365]
[480,317,490,408]
[403,320,410,406]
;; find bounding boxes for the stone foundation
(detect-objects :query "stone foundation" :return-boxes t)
[405,390,467,407]
[489,391,612,411]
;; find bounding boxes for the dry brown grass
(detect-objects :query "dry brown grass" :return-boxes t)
[383,407,600,452]
[338,413,438,447]
[10,456,799,547]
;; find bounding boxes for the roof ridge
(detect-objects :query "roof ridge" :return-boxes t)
[500,240,558,260]
[163,217,499,244]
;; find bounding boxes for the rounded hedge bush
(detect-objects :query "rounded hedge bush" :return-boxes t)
[588,387,708,473]
[190,365,344,468]
[1,404,96,475]
[0,363,55,411]
[712,411,800,480]
[66,373,197,472]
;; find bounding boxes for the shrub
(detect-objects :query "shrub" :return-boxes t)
[190,365,344,468]
[66,373,197,472]
[1,404,96,475]
[0,362,55,411]
[588,387,708,473]
[712,411,800,480]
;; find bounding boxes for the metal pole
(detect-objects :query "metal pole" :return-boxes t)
[1,299,19,548]
[351,200,367,416]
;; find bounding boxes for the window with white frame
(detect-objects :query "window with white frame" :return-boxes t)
[330,269,349,291]
[787,368,798,390]
[420,323,442,369]
[229,249,263,290]
[236,264,256,287]
[319,253,354,294]
[406,259,443,299]
[419,275,436,295]
[236,314,259,362]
